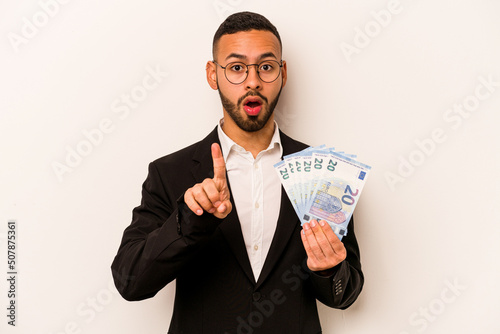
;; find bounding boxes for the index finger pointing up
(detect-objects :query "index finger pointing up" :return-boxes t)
[211,143,226,181]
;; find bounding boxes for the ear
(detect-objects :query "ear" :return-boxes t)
[206,61,218,90]
[280,60,287,88]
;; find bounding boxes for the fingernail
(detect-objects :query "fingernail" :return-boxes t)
[303,223,310,230]
[214,201,221,207]
[310,220,316,227]
[196,209,203,215]
[208,208,215,213]
[218,204,226,212]
[319,220,325,227]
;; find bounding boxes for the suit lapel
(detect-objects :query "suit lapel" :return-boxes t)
[218,195,256,285]
[256,130,309,288]
[255,188,299,288]
[191,127,256,285]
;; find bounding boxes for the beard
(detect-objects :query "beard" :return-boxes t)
[218,86,282,132]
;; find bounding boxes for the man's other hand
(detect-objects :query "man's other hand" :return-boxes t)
[301,220,347,272]
[184,143,232,219]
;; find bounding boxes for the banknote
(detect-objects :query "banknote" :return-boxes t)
[275,146,371,240]
[274,160,302,218]
[282,146,325,213]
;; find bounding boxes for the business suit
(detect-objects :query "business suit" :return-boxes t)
[111,127,364,333]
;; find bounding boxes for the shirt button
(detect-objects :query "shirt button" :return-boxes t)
[254,245,259,251]
[254,164,259,169]
[255,202,259,209]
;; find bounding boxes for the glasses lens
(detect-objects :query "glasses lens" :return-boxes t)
[258,60,281,83]
[225,62,248,84]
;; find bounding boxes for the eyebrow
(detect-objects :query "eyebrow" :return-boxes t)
[224,52,278,62]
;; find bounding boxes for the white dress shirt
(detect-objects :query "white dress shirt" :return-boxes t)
[217,119,283,281]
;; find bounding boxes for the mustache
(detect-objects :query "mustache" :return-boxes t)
[237,91,268,105]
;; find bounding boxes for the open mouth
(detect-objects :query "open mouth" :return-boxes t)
[243,98,263,116]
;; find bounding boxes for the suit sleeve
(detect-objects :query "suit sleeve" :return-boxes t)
[111,161,221,301]
[307,216,364,309]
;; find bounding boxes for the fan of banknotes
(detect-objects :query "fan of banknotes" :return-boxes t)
[274,146,371,240]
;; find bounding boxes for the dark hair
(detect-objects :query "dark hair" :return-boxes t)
[212,11,282,60]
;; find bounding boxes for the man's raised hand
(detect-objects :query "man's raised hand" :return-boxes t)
[184,143,232,219]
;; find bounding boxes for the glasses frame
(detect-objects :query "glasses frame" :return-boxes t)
[213,60,283,85]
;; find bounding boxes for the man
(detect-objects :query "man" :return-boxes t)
[111,11,363,333]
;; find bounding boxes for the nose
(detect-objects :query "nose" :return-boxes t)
[245,64,261,90]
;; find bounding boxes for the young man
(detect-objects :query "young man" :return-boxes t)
[111,12,363,334]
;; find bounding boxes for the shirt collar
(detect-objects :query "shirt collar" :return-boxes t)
[217,118,283,161]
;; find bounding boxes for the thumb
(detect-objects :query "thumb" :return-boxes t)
[211,143,227,185]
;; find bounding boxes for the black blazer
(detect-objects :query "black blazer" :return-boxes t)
[111,127,364,334]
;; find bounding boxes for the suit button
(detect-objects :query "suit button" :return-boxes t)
[252,292,261,301]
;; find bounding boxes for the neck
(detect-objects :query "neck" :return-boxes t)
[221,114,276,159]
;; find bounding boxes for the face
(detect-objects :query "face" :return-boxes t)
[207,30,287,133]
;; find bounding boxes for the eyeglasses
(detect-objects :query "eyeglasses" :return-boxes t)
[213,60,283,85]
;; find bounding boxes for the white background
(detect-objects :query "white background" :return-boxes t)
[1,0,499,333]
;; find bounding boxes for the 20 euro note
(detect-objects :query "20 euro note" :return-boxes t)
[274,160,302,219]
[301,148,357,215]
[275,147,323,219]
[303,149,357,211]
[303,151,371,240]
[282,146,326,213]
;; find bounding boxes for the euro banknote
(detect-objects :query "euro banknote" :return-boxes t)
[274,146,371,240]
